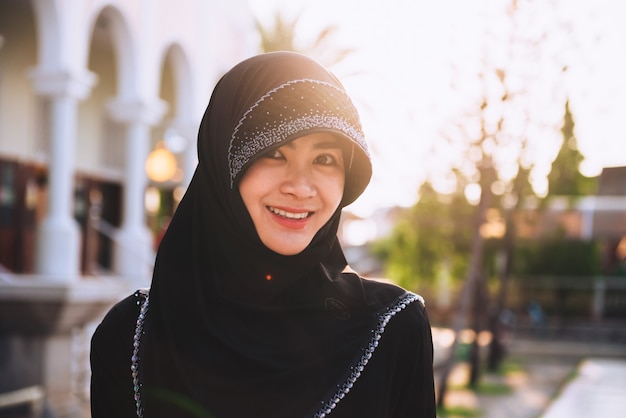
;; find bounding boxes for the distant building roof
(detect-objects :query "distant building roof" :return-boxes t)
[597,167,626,196]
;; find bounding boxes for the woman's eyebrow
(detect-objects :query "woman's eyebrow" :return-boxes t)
[312,141,341,150]
[283,139,341,150]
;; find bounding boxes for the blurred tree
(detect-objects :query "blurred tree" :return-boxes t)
[486,163,532,372]
[431,0,605,399]
[515,237,601,277]
[427,46,541,399]
[255,11,354,68]
[430,0,551,405]
[512,236,602,320]
[546,100,598,197]
[255,11,298,52]
[531,100,600,322]
[373,182,475,291]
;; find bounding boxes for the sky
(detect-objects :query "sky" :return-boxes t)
[248,0,626,217]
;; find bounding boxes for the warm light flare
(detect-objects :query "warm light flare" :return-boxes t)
[250,0,626,216]
[146,141,178,182]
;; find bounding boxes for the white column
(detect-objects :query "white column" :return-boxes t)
[175,121,198,187]
[29,69,95,280]
[107,99,166,280]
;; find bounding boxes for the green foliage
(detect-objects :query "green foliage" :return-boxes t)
[494,358,524,376]
[255,12,298,52]
[254,12,354,68]
[472,381,513,395]
[513,236,601,277]
[455,343,471,362]
[375,101,602,290]
[372,218,421,290]
[547,100,598,197]
[481,238,505,278]
[436,405,481,417]
[372,183,475,290]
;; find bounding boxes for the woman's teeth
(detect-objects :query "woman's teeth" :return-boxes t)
[268,207,310,219]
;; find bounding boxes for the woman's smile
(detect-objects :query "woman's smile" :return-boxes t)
[267,206,313,221]
[267,206,312,230]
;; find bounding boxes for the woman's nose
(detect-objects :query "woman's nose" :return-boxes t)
[280,166,316,198]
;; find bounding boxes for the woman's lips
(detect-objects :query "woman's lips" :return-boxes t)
[267,206,313,229]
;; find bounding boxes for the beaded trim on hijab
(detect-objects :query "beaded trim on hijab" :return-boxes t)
[228,78,368,188]
[130,291,424,418]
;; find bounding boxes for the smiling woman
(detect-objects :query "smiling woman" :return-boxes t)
[90,52,436,418]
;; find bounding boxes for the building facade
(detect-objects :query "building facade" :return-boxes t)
[0,0,256,280]
[0,1,256,415]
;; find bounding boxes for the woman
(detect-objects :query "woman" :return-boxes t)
[90,51,436,418]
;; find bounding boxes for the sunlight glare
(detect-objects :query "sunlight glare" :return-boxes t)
[464,183,481,206]
[342,219,378,247]
[249,0,626,215]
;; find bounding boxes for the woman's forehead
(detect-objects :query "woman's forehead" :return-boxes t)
[280,132,342,150]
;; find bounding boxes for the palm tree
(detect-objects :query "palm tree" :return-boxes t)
[255,11,354,68]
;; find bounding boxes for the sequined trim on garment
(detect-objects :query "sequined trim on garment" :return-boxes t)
[132,290,149,418]
[313,292,425,418]
[228,78,368,188]
[131,291,424,418]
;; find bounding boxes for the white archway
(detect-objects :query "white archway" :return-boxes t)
[86,4,137,99]
[158,42,198,185]
[84,4,165,279]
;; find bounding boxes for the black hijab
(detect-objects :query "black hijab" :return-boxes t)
[139,52,408,417]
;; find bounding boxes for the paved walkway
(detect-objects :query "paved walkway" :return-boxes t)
[433,333,626,418]
[541,358,626,418]
[438,356,576,418]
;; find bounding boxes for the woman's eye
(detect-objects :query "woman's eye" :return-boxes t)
[315,154,336,165]
[264,149,283,160]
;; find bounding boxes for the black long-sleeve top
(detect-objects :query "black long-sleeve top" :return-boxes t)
[91,290,436,418]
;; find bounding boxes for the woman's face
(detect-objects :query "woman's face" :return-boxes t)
[239,132,345,255]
